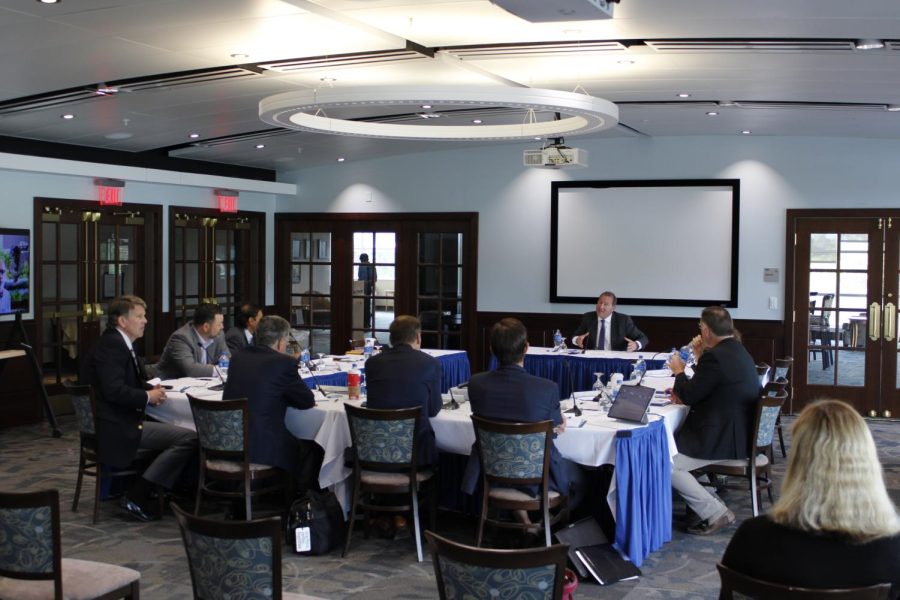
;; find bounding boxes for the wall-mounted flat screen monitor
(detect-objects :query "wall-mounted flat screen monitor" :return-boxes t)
[550,179,739,307]
[0,228,30,315]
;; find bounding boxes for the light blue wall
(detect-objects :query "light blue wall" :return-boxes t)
[0,168,279,317]
[278,135,900,320]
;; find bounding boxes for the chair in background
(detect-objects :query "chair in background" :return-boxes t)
[0,489,140,600]
[702,389,788,517]
[172,504,313,600]
[717,563,891,599]
[471,416,569,548]
[772,356,794,458]
[343,404,436,562]
[756,363,771,388]
[809,293,836,369]
[187,396,286,520]
[66,380,162,524]
[426,531,569,600]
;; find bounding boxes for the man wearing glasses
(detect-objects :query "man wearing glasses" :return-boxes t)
[666,306,760,535]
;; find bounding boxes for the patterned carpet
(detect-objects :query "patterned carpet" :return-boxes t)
[1,413,897,599]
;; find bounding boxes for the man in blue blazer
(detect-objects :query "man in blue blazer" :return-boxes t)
[222,315,316,483]
[573,291,649,351]
[365,315,443,466]
[81,295,196,522]
[466,318,578,503]
[667,306,760,535]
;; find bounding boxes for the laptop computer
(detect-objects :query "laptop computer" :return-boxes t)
[607,384,655,424]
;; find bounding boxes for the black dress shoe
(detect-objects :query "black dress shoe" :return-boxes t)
[120,497,160,522]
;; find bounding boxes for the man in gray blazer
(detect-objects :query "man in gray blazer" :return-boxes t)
[154,303,229,379]
[225,302,262,354]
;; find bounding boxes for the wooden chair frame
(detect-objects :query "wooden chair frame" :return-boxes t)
[187,396,285,520]
[717,563,890,599]
[343,403,436,562]
[703,390,787,517]
[0,489,140,600]
[772,356,794,456]
[426,531,569,600]
[471,415,569,548]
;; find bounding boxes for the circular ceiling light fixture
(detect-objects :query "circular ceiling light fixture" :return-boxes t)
[259,86,618,141]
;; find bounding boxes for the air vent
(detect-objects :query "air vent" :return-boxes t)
[732,101,888,111]
[447,40,627,59]
[261,48,429,73]
[188,129,294,148]
[0,66,263,117]
[646,39,856,52]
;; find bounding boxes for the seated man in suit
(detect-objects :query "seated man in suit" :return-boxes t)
[572,291,649,351]
[154,303,229,379]
[365,315,443,466]
[465,317,583,514]
[222,315,318,489]
[80,295,197,522]
[666,306,761,535]
[225,302,262,355]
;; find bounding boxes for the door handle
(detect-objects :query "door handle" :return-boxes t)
[884,302,896,342]
[869,302,881,341]
[83,303,93,323]
[93,303,104,322]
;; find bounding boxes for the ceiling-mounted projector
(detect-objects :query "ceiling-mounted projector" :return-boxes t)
[524,143,588,169]
[492,0,616,22]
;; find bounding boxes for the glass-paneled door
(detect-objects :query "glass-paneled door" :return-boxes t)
[289,231,333,355]
[417,232,464,350]
[352,232,395,346]
[36,201,159,388]
[171,209,263,330]
[791,215,899,418]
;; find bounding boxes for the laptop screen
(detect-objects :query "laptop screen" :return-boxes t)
[607,384,655,423]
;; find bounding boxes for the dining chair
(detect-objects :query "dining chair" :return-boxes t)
[772,356,794,457]
[67,380,162,523]
[187,396,286,520]
[471,415,569,548]
[172,503,313,600]
[717,563,890,599]
[756,363,771,388]
[426,531,569,600]
[702,389,788,516]
[0,488,140,600]
[343,404,436,562]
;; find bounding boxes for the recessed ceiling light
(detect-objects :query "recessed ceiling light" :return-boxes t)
[61,113,74,119]
[189,132,200,139]
[37,0,60,4]
[741,130,752,135]
[336,157,346,162]
[887,105,900,112]
[677,93,691,98]
[95,85,118,95]
[706,111,719,116]
[472,119,483,124]
[617,59,635,65]
[255,144,265,149]
[534,136,542,140]
[421,104,432,109]
[320,77,337,83]
[230,53,249,59]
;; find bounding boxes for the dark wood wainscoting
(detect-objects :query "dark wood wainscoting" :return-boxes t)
[0,319,44,428]
[473,311,785,374]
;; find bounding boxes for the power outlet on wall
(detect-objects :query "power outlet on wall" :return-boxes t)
[768,296,778,310]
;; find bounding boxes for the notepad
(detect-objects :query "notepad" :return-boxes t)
[574,544,641,585]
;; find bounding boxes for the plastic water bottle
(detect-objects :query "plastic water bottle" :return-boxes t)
[553,329,563,351]
[300,347,310,366]
[679,344,693,365]
[217,353,230,380]
[359,371,367,399]
[348,363,361,400]
[363,339,374,361]
[633,355,646,382]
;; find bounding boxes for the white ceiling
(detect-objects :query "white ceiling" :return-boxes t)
[1,0,900,171]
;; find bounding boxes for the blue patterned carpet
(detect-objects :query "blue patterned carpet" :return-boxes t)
[0,413,897,599]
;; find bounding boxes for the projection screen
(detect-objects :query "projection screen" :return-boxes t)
[550,179,739,307]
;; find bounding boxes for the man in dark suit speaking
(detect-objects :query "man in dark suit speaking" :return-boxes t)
[667,306,760,535]
[365,315,443,466]
[222,315,317,486]
[572,291,649,352]
[81,295,196,522]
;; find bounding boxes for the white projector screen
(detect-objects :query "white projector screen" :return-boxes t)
[550,180,739,307]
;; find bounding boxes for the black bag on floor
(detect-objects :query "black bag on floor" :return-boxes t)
[285,490,345,555]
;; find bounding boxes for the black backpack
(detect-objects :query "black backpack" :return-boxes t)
[285,490,345,555]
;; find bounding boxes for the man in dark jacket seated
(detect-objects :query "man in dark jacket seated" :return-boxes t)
[667,306,761,535]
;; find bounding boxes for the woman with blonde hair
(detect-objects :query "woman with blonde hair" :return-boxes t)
[722,399,900,596]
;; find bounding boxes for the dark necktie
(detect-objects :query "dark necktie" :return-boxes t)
[129,347,144,379]
[597,318,606,350]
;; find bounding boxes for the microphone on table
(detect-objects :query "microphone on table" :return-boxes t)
[565,360,582,416]
[447,387,460,410]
